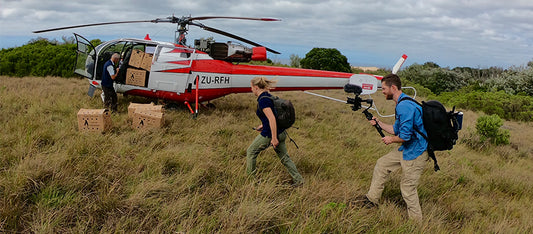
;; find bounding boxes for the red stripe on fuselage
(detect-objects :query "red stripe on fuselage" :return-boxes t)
[232,64,352,78]
[190,60,353,78]
[167,60,192,65]
[159,67,191,73]
[159,59,379,82]
[167,45,207,54]
[190,60,233,73]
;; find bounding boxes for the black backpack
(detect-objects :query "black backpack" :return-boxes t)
[259,95,296,130]
[398,97,461,171]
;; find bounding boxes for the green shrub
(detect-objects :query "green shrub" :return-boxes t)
[398,62,467,95]
[437,90,533,122]
[0,38,77,77]
[476,115,510,145]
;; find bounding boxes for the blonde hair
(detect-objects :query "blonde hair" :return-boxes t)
[251,76,277,90]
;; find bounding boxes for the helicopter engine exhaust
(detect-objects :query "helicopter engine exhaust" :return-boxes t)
[251,47,266,61]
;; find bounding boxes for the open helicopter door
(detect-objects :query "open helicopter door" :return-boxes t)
[74,33,96,79]
[74,33,98,97]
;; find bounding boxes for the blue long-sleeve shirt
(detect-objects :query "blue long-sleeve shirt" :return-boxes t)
[393,93,428,160]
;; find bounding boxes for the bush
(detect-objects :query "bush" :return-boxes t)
[398,62,467,95]
[0,38,77,77]
[476,115,510,145]
[483,66,533,96]
[437,90,533,122]
[401,79,434,98]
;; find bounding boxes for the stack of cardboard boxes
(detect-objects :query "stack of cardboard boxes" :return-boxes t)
[77,103,164,133]
[128,103,164,130]
[126,49,153,87]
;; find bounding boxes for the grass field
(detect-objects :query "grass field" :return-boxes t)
[1,76,532,233]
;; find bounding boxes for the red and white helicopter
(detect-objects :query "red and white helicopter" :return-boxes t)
[34,15,408,114]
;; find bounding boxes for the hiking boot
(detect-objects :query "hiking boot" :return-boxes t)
[351,195,378,208]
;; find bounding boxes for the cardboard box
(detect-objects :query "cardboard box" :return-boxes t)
[128,103,152,119]
[127,102,164,119]
[77,109,112,133]
[140,53,153,71]
[132,110,164,129]
[126,68,146,87]
[129,49,144,68]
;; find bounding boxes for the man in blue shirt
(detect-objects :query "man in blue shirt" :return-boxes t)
[355,73,428,221]
[101,53,120,112]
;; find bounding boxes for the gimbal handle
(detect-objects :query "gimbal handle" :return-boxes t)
[363,108,385,137]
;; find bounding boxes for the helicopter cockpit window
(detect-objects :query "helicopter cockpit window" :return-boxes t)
[153,45,194,68]
[95,41,128,81]
[146,45,156,54]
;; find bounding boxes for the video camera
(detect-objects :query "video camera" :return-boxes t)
[344,83,385,137]
[344,84,374,111]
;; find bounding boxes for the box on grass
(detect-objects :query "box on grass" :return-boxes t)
[127,102,164,119]
[132,109,164,129]
[77,109,112,133]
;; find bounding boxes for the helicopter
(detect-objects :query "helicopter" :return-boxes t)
[34,15,407,114]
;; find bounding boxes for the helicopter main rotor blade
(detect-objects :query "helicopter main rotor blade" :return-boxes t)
[189,16,280,22]
[33,20,159,33]
[199,24,280,54]
[33,15,281,54]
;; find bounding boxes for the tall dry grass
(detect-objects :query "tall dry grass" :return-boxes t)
[1,76,532,233]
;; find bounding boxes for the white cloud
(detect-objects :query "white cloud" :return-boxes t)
[1,0,532,68]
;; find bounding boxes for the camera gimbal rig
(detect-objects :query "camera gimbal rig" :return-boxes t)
[344,84,385,137]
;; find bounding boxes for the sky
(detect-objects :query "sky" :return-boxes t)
[1,0,533,69]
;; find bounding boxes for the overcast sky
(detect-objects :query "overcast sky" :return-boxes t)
[1,0,533,68]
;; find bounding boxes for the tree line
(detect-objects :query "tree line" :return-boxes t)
[0,37,101,78]
[1,38,76,77]
[397,62,533,121]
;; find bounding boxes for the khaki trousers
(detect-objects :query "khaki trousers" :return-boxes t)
[366,150,428,220]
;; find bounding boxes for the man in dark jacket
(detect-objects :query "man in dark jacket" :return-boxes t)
[101,53,120,112]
